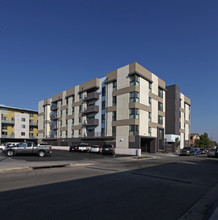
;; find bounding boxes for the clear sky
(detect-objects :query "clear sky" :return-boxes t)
[0,0,217,141]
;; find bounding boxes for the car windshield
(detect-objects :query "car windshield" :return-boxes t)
[183,147,191,150]
[103,145,113,148]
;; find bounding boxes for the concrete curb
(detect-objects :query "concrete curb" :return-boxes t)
[0,162,95,173]
[178,183,218,220]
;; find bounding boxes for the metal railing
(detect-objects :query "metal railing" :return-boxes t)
[1,119,14,124]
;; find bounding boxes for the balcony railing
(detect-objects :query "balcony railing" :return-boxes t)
[1,119,14,124]
[83,119,99,126]
[50,115,58,120]
[50,134,57,139]
[1,134,15,138]
[82,105,99,114]
[84,92,99,101]
[29,121,38,126]
[51,104,58,111]
[29,135,38,139]
[84,132,105,138]
[50,125,58,130]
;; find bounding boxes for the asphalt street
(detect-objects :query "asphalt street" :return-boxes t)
[0,150,218,220]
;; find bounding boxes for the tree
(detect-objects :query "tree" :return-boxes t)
[194,133,211,148]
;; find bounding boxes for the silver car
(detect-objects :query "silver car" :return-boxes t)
[90,145,100,153]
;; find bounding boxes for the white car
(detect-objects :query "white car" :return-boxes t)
[0,145,6,153]
[90,145,100,153]
[78,143,91,152]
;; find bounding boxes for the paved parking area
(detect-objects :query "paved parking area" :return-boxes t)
[0,150,127,162]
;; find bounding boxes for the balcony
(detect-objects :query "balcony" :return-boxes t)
[50,125,58,130]
[29,121,38,126]
[29,135,38,139]
[85,132,103,137]
[1,119,14,124]
[50,134,57,139]
[51,104,58,111]
[82,105,99,114]
[50,115,58,120]
[84,92,99,101]
[1,134,15,138]
[83,119,99,126]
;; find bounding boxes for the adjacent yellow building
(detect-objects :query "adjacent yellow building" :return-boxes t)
[0,105,38,144]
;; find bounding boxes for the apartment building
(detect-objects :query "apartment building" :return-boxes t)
[165,85,191,152]
[0,105,38,144]
[38,62,167,154]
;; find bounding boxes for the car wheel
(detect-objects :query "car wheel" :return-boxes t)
[0,149,3,153]
[7,150,14,157]
[69,147,72,152]
[38,151,45,157]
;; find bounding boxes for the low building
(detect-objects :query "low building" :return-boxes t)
[189,133,200,147]
[0,105,38,144]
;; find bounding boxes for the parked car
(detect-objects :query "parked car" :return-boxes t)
[100,144,115,155]
[200,148,206,154]
[180,146,195,156]
[206,148,216,157]
[77,143,91,152]
[4,142,52,157]
[215,147,218,158]
[90,145,100,153]
[0,144,7,153]
[69,145,78,152]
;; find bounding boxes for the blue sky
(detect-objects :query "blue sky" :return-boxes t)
[0,0,217,141]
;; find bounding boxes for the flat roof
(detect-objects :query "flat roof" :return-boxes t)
[0,104,38,113]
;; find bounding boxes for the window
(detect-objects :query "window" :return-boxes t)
[129,125,139,136]
[79,129,81,136]
[60,110,62,117]
[66,98,68,105]
[21,132,25,136]
[2,125,7,130]
[79,117,82,124]
[158,88,163,98]
[113,81,117,91]
[129,108,139,119]
[72,118,74,125]
[79,93,82,101]
[149,82,152,92]
[60,131,62,138]
[66,120,68,126]
[101,114,105,123]
[21,118,25,122]
[112,96,117,106]
[158,115,163,125]
[66,109,68,115]
[101,128,105,136]
[72,130,74,137]
[21,125,25,129]
[60,100,62,107]
[72,107,74,114]
[158,102,163,111]
[72,95,75,103]
[149,112,151,122]
[30,113,34,117]
[112,111,116,121]
[102,100,105,110]
[148,127,151,136]
[102,87,106,96]
[79,105,82,113]
[149,97,152,107]
[159,129,164,138]
[2,131,7,135]
[60,121,62,127]
[130,92,140,103]
[112,126,116,136]
[130,75,140,86]
[66,131,68,137]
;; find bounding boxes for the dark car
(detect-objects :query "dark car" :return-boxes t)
[180,146,195,156]
[69,145,78,152]
[100,144,115,155]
